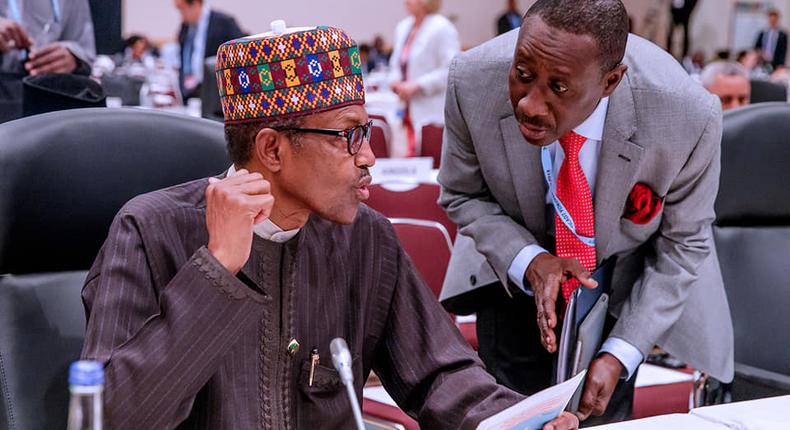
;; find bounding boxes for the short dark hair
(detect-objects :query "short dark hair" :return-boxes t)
[124,34,144,48]
[224,117,303,166]
[525,0,629,72]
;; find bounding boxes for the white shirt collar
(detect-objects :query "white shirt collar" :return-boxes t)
[572,96,609,142]
[225,165,301,243]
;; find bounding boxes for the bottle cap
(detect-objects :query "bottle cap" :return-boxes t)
[69,360,104,386]
[270,20,287,36]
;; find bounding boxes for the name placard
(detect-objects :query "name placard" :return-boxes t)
[370,157,434,185]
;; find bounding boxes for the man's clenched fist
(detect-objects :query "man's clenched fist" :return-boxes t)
[205,170,274,273]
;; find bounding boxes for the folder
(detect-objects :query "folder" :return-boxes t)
[555,258,616,413]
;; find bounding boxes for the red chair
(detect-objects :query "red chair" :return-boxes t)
[390,219,452,298]
[370,125,389,159]
[457,318,478,350]
[367,183,456,241]
[633,366,695,419]
[369,113,389,124]
[363,398,419,430]
[420,124,444,169]
[390,218,477,349]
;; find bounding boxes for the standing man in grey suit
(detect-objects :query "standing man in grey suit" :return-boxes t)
[438,0,733,424]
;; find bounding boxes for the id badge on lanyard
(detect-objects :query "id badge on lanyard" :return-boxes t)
[541,146,596,248]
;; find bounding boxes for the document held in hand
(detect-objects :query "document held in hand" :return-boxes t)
[476,371,587,430]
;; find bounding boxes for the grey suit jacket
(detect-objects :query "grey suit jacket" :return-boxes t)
[438,31,734,382]
[0,0,96,74]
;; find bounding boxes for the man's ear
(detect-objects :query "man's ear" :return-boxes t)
[602,63,628,97]
[252,128,284,172]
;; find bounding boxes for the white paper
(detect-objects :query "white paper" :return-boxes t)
[363,385,399,408]
[585,413,725,430]
[455,314,477,324]
[476,370,586,430]
[690,395,790,430]
[634,364,694,388]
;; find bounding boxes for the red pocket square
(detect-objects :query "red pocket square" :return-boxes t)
[624,183,663,224]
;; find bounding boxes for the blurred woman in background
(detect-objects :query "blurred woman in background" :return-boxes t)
[389,0,459,156]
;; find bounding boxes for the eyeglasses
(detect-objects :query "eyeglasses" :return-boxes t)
[277,120,374,155]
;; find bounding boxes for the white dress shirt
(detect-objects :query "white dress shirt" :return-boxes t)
[225,165,300,243]
[505,97,644,379]
[763,28,780,63]
[189,2,212,84]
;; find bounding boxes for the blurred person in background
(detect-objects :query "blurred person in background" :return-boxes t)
[174,0,244,101]
[755,9,787,71]
[715,49,732,61]
[701,61,751,111]
[368,34,391,71]
[359,43,372,73]
[389,0,460,156]
[0,0,95,121]
[682,49,705,76]
[736,49,760,71]
[497,0,522,36]
[667,0,698,58]
[120,34,156,65]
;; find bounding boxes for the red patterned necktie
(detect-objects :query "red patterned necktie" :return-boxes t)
[555,131,597,302]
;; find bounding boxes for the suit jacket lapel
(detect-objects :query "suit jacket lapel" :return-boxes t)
[594,74,644,263]
[499,112,547,244]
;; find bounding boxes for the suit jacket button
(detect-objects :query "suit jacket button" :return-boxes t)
[470,275,477,286]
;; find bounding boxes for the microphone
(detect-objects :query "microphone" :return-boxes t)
[330,338,365,430]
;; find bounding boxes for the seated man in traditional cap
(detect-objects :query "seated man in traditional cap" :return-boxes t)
[79,23,579,430]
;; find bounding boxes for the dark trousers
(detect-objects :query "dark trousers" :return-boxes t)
[476,284,637,426]
[668,10,692,58]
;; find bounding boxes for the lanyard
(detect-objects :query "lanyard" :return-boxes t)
[541,145,596,248]
[6,0,20,22]
[50,0,60,23]
[6,0,60,23]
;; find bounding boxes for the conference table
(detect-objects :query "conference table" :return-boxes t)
[362,364,696,429]
[589,395,790,430]
[363,365,789,430]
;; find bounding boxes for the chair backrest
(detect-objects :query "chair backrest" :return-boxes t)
[366,183,456,241]
[419,124,444,169]
[715,103,790,392]
[370,120,390,159]
[200,56,223,121]
[749,79,787,104]
[390,218,453,298]
[369,114,388,125]
[0,107,229,274]
[0,107,229,429]
[101,75,144,106]
[0,272,88,430]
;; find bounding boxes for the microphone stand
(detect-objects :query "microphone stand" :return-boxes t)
[331,337,365,430]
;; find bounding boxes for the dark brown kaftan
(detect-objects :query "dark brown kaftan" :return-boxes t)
[80,178,523,429]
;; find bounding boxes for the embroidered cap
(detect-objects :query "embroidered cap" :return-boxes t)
[215,20,366,124]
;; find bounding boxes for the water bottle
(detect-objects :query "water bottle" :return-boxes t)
[66,360,104,430]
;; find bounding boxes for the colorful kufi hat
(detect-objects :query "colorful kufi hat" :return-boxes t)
[215,21,366,124]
